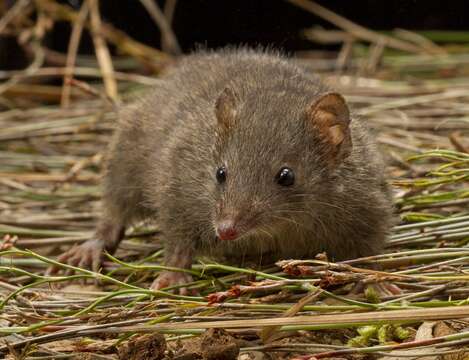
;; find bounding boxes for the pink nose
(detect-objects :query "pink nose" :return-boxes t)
[216,220,238,241]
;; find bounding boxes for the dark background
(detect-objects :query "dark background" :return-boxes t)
[2,0,469,69]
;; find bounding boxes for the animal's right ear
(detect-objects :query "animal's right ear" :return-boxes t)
[305,93,352,162]
[215,87,237,134]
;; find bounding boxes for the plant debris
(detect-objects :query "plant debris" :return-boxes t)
[1,0,469,359]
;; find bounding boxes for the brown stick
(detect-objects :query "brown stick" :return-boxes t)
[139,0,181,55]
[162,0,178,53]
[87,0,118,103]
[449,131,469,153]
[261,288,323,343]
[61,1,89,108]
[37,0,172,71]
[291,336,469,359]
[286,0,431,54]
[0,172,98,183]
[163,0,178,24]
[113,305,469,331]
[393,28,445,54]
[0,0,30,35]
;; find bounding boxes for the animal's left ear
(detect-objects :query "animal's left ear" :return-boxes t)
[215,87,238,135]
[306,93,352,160]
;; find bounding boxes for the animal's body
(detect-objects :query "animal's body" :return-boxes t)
[52,49,394,292]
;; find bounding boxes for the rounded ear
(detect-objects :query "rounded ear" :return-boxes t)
[215,87,238,133]
[306,92,352,160]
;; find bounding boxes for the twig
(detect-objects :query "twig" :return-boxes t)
[335,38,354,71]
[139,0,181,55]
[291,333,469,359]
[0,66,160,85]
[286,0,432,54]
[87,0,118,103]
[61,1,89,108]
[393,28,445,55]
[359,89,469,116]
[260,288,323,343]
[0,24,45,96]
[37,0,171,71]
[89,305,469,331]
[163,0,177,25]
[365,37,385,74]
[449,131,469,153]
[0,0,30,35]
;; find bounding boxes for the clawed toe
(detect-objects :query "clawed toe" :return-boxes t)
[45,240,104,277]
[151,271,195,295]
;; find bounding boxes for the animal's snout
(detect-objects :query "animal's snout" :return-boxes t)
[216,219,239,241]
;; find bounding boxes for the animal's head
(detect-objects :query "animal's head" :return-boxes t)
[211,86,353,241]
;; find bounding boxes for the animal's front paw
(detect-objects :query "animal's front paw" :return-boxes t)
[46,239,104,276]
[151,271,195,295]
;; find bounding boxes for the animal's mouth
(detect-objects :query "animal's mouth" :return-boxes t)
[214,211,297,242]
[216,226,238,241]
[214,218,257,241]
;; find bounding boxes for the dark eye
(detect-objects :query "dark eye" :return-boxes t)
[275,167,295,186]
[216,166,226,184]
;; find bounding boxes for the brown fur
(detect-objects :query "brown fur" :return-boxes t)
[54,48,394,287]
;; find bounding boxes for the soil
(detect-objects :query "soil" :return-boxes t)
[118,333,167,360]
[168,328,240,360]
